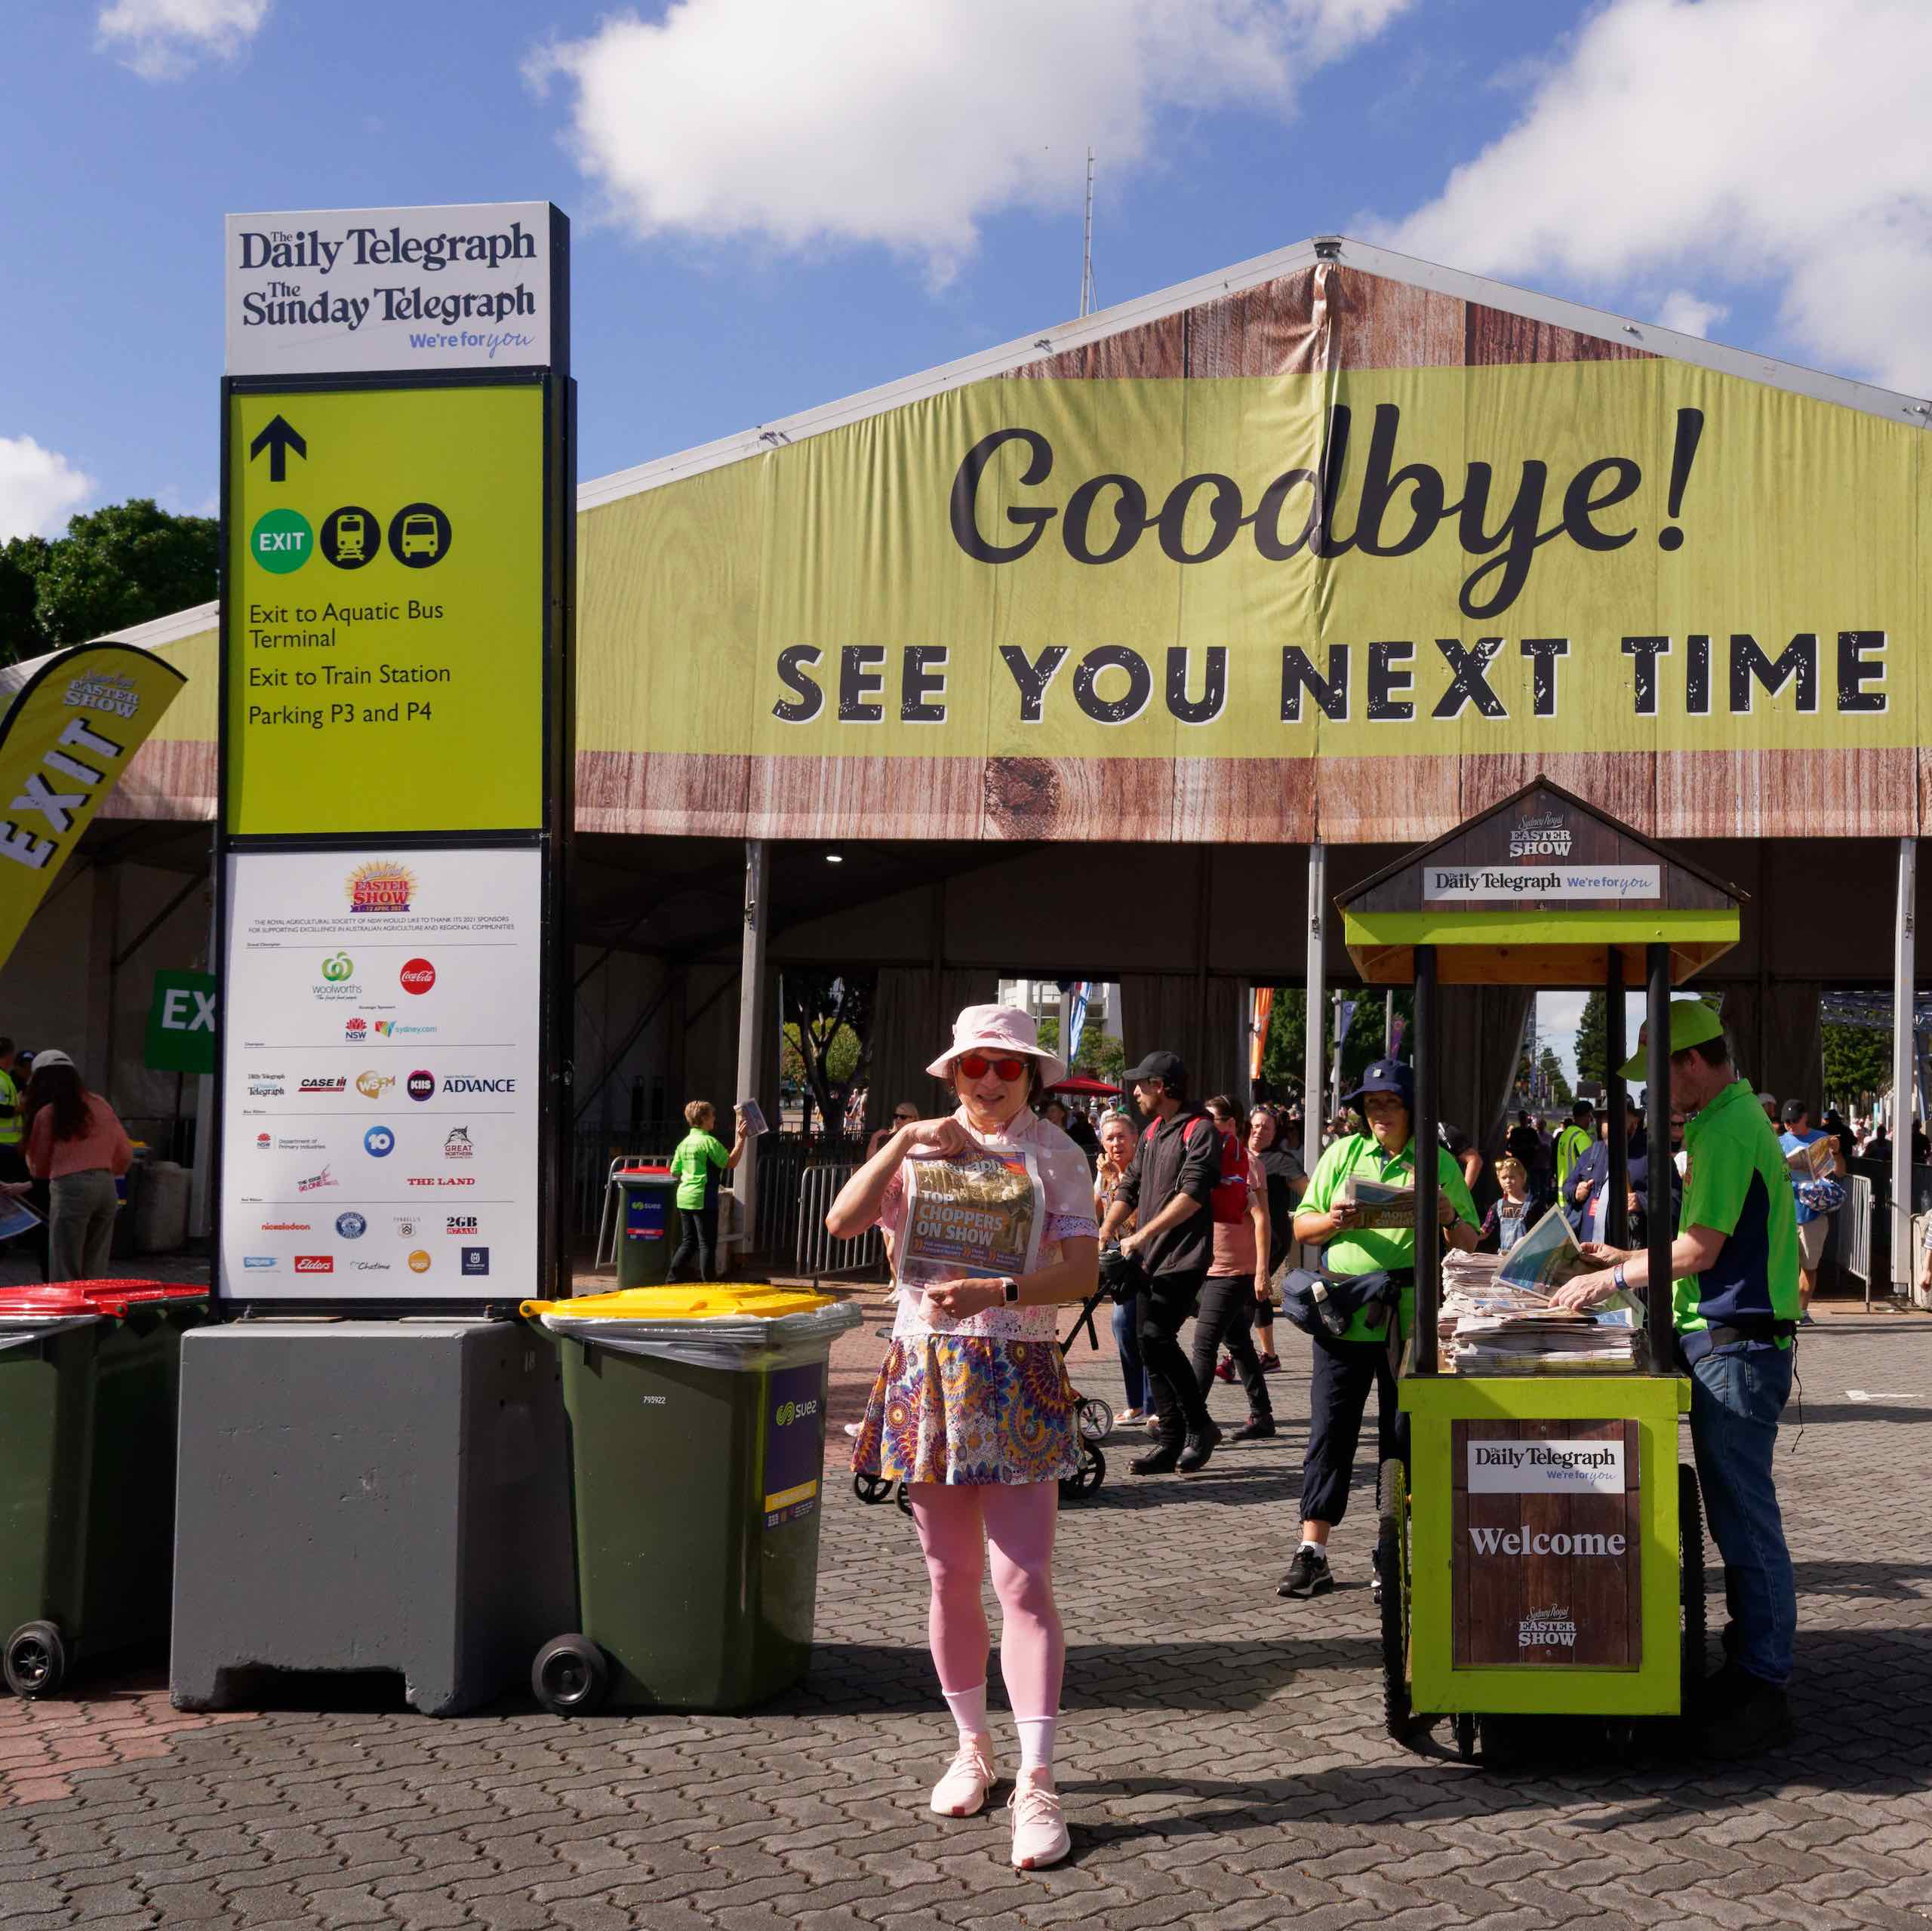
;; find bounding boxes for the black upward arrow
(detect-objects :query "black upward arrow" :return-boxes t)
[248,414,307,484]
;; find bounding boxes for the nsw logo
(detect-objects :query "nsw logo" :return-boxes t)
[407,1069,435,1102]
[364,1124,396,1158]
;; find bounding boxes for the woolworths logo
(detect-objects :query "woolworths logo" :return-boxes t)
[776,1398,820,1427]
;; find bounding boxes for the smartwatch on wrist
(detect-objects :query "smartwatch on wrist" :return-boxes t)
[1003,1278,1021,1305]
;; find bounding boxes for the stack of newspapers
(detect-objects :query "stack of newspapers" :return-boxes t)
[1435,1210,1641,1374]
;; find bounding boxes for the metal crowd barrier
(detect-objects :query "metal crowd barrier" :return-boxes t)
[793,1163,884,1278]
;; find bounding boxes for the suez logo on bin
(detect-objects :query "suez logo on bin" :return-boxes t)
[774,1396,820,1427]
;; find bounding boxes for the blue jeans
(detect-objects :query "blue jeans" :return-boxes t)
[1111,1298,1151,1411]
[1689,1342,1796,1687]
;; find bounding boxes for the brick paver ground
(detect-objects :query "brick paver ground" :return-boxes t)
[5,1262,1931,1929]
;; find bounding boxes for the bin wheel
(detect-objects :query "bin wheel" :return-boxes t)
[895,1482,913,1516]
[1453,1712,1478,1763]
[852,1471,897,1506]
[532,1635,608,1717]
[1679,1463,1707,1708]
[1376,1458,1413,1742]
[1076,1397,1114,1443]
[1060,1442,1106,1502]
[5,1621,66,1699]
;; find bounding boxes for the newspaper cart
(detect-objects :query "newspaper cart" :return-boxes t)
[522,1283,863,1714]
[1332,781,1745,1758]
[2,1281,209,1698]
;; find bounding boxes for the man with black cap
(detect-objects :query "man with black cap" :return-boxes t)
[1097,1049,1224,1474]
[1282,1059,1479,1599]
[1555,1000,1800,1757]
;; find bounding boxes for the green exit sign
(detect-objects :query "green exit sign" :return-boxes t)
[145,970,217,1075]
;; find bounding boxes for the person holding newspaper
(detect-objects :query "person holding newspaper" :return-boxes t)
[1281,1059,1480,1600]
[831,1004,1099,1872]
[1553,1000,1801,1758]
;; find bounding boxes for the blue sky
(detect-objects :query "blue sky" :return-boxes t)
[8,0,1916,539]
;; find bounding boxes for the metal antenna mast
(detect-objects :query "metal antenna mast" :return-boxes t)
[1079,147,1097,317]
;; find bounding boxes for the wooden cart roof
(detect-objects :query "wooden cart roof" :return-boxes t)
[1336,779,1746,986]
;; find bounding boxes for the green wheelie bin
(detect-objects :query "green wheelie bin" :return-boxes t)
[614,1167,679,1288]
[522,1283,863,1714]
[2,1281,209,1697]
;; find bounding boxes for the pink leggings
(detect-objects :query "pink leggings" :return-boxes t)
[908,1481,1063,1721]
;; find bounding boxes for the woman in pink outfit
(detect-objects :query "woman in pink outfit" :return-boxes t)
[830,1005,1099,1871]
[15,1050,133,1280]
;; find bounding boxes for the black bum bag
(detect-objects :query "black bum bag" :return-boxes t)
[1277,1266,1411,1338]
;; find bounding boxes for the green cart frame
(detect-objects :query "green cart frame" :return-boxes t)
[1334,781,1746,1757]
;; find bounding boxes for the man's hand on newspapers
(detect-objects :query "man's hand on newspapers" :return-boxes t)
[903,1116,977,1158]
[921,1277,1004,1321]
[1551,1271,1623,1310]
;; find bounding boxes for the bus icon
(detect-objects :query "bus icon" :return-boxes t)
[388,503,451,568]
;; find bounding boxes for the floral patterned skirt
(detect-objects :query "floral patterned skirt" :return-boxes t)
[851,1335,1081,1486]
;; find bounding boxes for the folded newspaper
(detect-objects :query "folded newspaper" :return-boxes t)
[1784,1136,1835,1182]
[1497,1201,1595,1293]
[1438,1230,1641,1373]
[1342,1174,1415,1231]
[895,1145,1044,1323]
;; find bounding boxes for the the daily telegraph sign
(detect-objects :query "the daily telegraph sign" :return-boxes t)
[224,203,568,377]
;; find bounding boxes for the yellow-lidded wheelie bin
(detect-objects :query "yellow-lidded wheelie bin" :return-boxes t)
[522,1283,863,1714]
[2,1281,210,1698]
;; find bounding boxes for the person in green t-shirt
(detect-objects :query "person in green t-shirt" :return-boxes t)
[1278,1059,1478,1603]
[1556,998,1800,1760]
[1553,1101,1593,1195]
[667,1099,747,1282]
[0,1035,25,1182]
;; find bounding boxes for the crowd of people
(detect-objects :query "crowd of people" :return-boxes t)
[830,999,1853,1867]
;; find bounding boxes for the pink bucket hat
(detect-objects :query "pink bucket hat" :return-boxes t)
[925,1003,1069,1087]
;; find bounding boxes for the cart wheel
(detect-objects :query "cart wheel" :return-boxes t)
[1679,1463,1707,1707]
[1060,1443,1106,1501]
[1453,1712,1478,1763]
[1376,1458,1413,1741]
[1077,1397,1115,1442]
[853,1471,897,1506]
[4,1621,66,1699]
[895,1482,913,1516]
[532,1634,608,1716]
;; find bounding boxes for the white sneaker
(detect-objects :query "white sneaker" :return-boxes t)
[1008,1779,1071,1869]
[929,1737,996,1817]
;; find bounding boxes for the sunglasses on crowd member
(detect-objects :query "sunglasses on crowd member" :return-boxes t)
[893,1108,918,1123]
[955,1053,1027,1081]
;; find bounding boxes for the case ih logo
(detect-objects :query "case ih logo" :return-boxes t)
[407,1069,435,1101]
[1507,810,1572,859]
[300,1076,346,1095]
[294,1255,334,1274]
[400,958,436,995]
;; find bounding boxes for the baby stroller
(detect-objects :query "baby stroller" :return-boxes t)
[852,1283,1114,1514]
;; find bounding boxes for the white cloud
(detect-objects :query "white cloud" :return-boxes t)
[530,0,1413,287]
[0,438,93,543]
[97,0,269,81]
[1656,290,1727,341]
[1381,0,1932,393]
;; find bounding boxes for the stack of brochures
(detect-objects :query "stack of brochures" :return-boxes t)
[1435,1211,1641,1373]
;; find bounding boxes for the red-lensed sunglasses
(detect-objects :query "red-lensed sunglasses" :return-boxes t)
[955,1053,1027,1081]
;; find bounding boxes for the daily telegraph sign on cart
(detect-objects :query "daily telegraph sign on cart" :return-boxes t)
[215,200,573,1308]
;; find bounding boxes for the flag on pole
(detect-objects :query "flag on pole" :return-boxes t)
[1389,1016,1406,1059]
[1064,982,1091,1066]
[1250,986,1275,1082]
[1337,1000,1358,1047]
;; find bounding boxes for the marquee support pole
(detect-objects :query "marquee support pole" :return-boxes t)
[1645,943,1674,1366]
[1412,942,1439,1376]
[1303,840,1326,1179]
[1606,946,1629,1249]
[1893,837,1917,1302]
[735,838,768,1256]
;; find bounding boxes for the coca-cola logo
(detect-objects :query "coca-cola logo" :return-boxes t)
[401,958,436,995]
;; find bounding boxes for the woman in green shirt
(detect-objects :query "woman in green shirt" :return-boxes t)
[668,1100,747,1282]
[1279,1059,1478,1602]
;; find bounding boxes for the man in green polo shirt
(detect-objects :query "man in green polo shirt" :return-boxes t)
[1281,1059,1478,1601]
[1557,999,1799,1757]
[1553,1100,1593,1195]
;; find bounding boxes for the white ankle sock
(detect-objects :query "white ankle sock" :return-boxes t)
[1014,1714,1057,1775]
[1300,1541,1327,1558]
[942,1684,989,1742]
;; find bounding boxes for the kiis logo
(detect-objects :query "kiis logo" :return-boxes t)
[407,1069,435,1102]
[347,860,416,914]
[401,958,435,995]
[356,1070,395,1099]
[321,952,353,982]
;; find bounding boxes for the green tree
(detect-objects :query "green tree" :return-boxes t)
[1574,990,1607,1090]
[22,500,218,653]
[1823,1021,1890,1107]
[1255,987,1411,1102]
[0,537,52,658]
[780,970,875,1136]
[1537,1046,1574,1107]
[1037,1015,1125,1084]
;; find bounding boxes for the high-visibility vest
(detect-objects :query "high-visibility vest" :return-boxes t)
[1554,1123,1591,1189]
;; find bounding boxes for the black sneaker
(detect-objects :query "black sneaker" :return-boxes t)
[1130,1444,1181,1476]
[1230,1417,1276,1441]
[1278,1547,1334,1598]
[1694,1665,1792,1759]
[1177,1421,1223,1473]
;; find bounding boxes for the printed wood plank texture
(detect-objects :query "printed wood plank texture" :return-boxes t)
[1171,757,1316,843]
[1455,1420,1518,1669]
[980,755,1173,843]
[1186,271,1322,377]
[747,755,987,841]
[103,738,217,823]
[1455,754,1658,841]
[1324,268,1465,372]
[1014,314,1186,381]
[1311,755,1462,844]
[1659,747,1918,839]
[1463,302,1654,368]
[577,751,749,839]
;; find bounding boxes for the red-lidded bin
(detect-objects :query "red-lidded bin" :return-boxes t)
[1,1281,209,1697]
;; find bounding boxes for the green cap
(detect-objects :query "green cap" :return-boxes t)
[1618,1000,1724,1081]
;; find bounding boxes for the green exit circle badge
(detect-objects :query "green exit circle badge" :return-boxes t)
[251,508,314,573]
